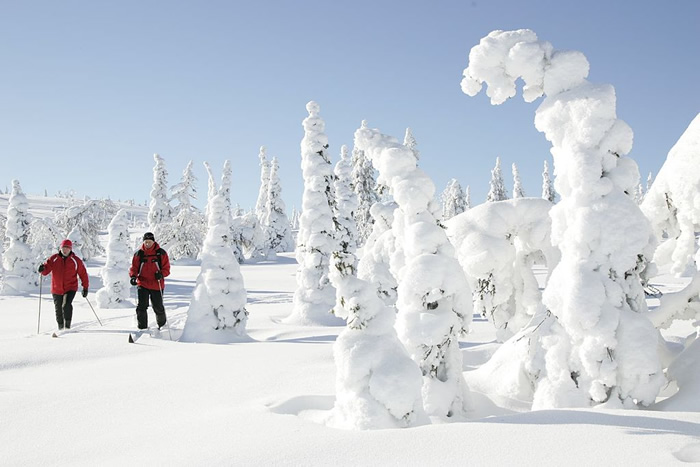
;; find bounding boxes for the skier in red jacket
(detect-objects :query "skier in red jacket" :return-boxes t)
[38,239,89,330]
[128,232,171,330]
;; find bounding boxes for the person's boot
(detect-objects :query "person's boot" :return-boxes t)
[58,322,64,330]
[65,321,71,329]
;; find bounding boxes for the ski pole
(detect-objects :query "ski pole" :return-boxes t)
[155,264,172,341]
[83,295,103,326]
[37,273,43,334]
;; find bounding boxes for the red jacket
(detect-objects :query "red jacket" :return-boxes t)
[41,252,89,295]
[129,242,170,291]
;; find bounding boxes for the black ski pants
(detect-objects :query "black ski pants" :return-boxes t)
[136,286,166,329]
[52,290,77,328]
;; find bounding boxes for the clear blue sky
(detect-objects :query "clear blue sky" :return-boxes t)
[1,0,698,211]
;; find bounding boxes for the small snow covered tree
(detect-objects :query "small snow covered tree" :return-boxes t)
[333,145,358,257]
[28,217,62,267]
[160,160,204,260]
[403,127,420,161]
[462,28,665,408]
[465,185,471,209]
[542,160,556,202]
[328,222,426,429]
[356,124,473,420]
[255,146,271,225]
[351,121,380,245]
[287,101,341,326]
[96,209,133,308]
[441,178,466,220]
[1,180,35,294]
[54,200,108,260]
[148,153,173,236]
[447,198,559,342]
[646,171,654,194]
[641,114,700,275]
[486,157,509,202]
[512,163,526,198]
[181,193,248,343]
[262,157,293,255]
[290,206,300,230]
[219,160,244,263]
[357,200,399,306]
[203,161,218,227]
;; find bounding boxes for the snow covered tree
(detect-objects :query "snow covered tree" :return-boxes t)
[290,206,300,231]
[486,157,509,202]
[641,114,700,275]
[356,124,473,420]
[54,200,108,260]
[447,198,559,342]
[287,101,341,326]
[441,178,466,220]
[542,160,556,203]
[28,217,62,268]
[96,209,133,308]
[262,157,293,255]
[218,160,244,263]
[333,145,358,257]
[160,161,204,260]
[203,161,218,227]
[403,127,420,161]
[465,185,471,209]
[328,217,426,429]
[255,146,271,224]
[512,163,526,198]
[357,200,399,306]
[351,121,380,245]
[181,193,248,343]
[462,28,664,408]
[148,153,173,236]
[646,171,654,194]
[1,180,35,294]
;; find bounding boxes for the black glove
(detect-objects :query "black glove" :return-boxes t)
[82,288,88,298]
[155,271,163,280]
[38,264,45,273]
[130,276,138,286]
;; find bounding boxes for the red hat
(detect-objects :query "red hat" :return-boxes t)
[60,239,73,249]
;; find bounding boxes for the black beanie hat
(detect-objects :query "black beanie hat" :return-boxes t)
[143,232,155,241]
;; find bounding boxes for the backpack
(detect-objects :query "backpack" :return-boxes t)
[136,248,166,272]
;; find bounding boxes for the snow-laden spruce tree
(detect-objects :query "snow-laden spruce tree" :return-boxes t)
[287,101,341,326]
[28,217,62,269]
[641,113,700,276]
[462,29,664,408]
[355,125,473,419]
[255,146,271,224]
[441,178,466,220]
[1,180,35,294]
[486,157,509,202]
[328,222,426,430]
[54,200,108,260]
[465,185,471,209]
[446,198,559,342]
[181,193,248,343]
[148,153,173,236]
[512,163,526,198]
[218,159,244,263]
[262,157,293,255]
[96,209,133,308]
[403,127,420,161]
[646,171,654,194]
[160,160,204,260]
[290,206,300,231]
[203,161,218,227]
[333,145,359,257]
[542,160,556,202]
[351,121,380,245]
[357,200,399,306]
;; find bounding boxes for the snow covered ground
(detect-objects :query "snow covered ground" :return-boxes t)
[1,195,700,465]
